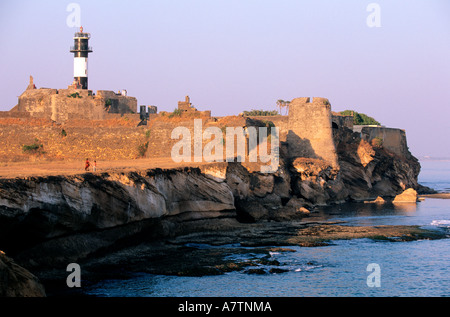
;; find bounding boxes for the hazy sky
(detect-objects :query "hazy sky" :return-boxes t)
[0,0,449,157]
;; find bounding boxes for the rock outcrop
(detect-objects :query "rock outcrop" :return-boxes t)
[333,125,421,201]
[0,168,236,264]
[0,252,46,297]
[393,188,418,203]
[0,122,425,290]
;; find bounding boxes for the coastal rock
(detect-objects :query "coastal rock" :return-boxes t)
[0,124,426,278]
[333,126,421,201]
[356,140,376,167]
[0,252,46,297]
[393,188,418,203]
[370,196,386,204]
[235,200,269,222]
[0,168,236,260]
[250,174,274,198]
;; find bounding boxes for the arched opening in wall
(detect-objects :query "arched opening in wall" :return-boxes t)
[332,122,339,129]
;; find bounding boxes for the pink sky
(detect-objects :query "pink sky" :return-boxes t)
[1,0,449,157]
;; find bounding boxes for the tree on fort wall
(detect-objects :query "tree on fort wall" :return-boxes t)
[339,110,380,125]
[243,109,279,116]
[276,100,290,115]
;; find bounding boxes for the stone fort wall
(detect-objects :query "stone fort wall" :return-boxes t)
[287,97,339,168]
[9,85,137,124]
[0,116,147,162]
[0,90,408,169]
[359,126,411,158]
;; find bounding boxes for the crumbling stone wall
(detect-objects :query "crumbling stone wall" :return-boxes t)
[246,116,289,142]
[360,126,411,158]
[97,90,137,115]
[15,87,137,124]
[16,88,58,119]
[145,116,269,160]
[287,97,338,168]
[331,113,353,130]
[0,117,146,162]
[178,96,196,112]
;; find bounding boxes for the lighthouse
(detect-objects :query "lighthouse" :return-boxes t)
[70,26,92,89]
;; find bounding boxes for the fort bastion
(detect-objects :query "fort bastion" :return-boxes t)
[0,76,411,168]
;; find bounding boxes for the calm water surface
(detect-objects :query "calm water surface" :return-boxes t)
[83,160,450,297]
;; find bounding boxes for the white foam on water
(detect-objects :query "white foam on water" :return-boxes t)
[431,220,450,228]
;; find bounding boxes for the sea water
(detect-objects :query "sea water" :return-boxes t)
[83,160,450,297]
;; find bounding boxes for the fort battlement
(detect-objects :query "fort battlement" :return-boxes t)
[2,76,137,124]
[287,97,338,168]
[0,83,410,171]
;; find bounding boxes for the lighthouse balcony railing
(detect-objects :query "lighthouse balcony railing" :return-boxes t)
[74,32,91,38]
[70,46,93,52]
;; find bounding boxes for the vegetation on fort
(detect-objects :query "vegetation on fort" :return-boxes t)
[137,141,149,157]
[276,100,290,115]
[22,139,45,155]
[68,92,82,98]
[243,110,279,116]
[104,99,112,110]
[371,137,383,148]
[339,110,381,125]
[169,108,183,118]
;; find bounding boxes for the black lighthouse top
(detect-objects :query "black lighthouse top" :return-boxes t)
[70,26,93,56]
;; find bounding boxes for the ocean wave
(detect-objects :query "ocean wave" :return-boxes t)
[430,220,450,228]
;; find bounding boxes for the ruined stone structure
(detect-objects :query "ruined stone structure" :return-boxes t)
[286,97,339,168]
[331,112,353,130]
[176,96,211,117]
[178,96,197,112]
[5,76,137,123]
[358,126,411,158]
[0,81,413,174]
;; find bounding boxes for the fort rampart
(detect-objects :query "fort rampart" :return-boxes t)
[0,79,410,169]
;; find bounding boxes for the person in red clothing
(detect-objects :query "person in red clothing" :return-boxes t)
[85,158,90,171]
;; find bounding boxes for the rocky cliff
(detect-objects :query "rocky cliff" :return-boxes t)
[0,124,424,293]
[0,252,46,297]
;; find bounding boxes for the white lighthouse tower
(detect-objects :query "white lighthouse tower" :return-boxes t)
[70,26,93,89]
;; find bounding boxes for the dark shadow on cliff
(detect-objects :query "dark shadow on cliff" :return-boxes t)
[286,130,323,162]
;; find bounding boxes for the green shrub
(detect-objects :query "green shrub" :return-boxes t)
[105,99,112,109]
[22,139,44,154]
[68,92,82,98]
[339,110,380,125]
[243,109,279,116]
[168,108,183,118]
[137,141,149,157]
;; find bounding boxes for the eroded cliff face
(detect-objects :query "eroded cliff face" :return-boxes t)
[0,168,235,252]
[333,126,421,200]
[0,253,46,297]
[0,125,422,274]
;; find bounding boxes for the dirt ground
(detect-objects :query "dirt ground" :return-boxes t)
[0,157,213,179]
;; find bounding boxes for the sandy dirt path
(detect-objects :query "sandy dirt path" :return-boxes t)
[0,158,214,179]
